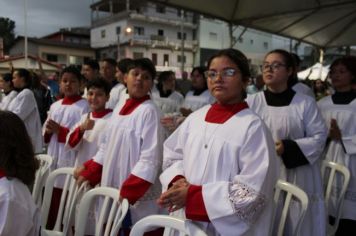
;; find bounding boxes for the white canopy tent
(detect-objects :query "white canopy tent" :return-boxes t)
[151,0,356,48]
[297,63,330,81]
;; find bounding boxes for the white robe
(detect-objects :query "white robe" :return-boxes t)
[182,90,215,112]
[7,89,43,153]
[292,82,315,98]
[106,83,126,109]
[94,100,165,224]
[0,90,18,110]
[318,95,356,220]
[246,91,327,236]
[151,90,184,115]
[44,98,89,173]
[65,111,113,167]
[0,177,40,236]
[160,105,279,236]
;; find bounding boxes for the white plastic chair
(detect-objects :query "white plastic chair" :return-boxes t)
[321,160,350,236]
[75,187,129,236]
[130,215,207,236]
[32,154,53,206]
[270,180,309,236]
[41,167,89,236]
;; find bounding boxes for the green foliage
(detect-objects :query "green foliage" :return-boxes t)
[0,17,16,54]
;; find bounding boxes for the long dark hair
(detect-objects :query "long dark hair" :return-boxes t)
[15,68,32,89]
[0,111,39,186]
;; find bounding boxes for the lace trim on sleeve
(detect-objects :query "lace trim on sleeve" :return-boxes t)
[228,181,266,224]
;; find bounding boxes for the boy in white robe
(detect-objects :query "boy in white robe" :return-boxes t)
[76,58,166,235]
[158,49,279,236]
[318,56,356,234]
[66,79,112,167]
[8,69,43,153]
[0,111,40,236]
[43,66,89,228]
[246,49,327,236]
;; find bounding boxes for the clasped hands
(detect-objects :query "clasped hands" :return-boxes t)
[157,178,190,212]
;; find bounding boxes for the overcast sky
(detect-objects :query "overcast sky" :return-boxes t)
[0,0,93,37]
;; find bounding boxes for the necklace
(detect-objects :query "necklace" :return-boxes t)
[203,123,220,149]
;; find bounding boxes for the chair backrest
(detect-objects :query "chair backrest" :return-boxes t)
[321,160,350,235]
[41,167,89,236]
[129,215,207,236]
[32,154,53,206]
[270,180,309,236]
[75,187,129,236]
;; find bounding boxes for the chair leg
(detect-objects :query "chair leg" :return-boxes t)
[47,187,63,229]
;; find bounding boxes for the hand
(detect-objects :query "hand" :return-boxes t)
[45,119,60,134]
[180,108,193,117]
[80,114,95,132]
[329,119,342,140]
[157,179,190,212]
[76,175,87,187]
[275,140,284,156]
[73,166,85,179]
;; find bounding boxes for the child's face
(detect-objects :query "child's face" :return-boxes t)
[12,71,25,89]
[87,87,109,112]
[60,72,81,97]
[124,67,153,99]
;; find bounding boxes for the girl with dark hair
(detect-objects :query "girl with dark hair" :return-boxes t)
[246,49,327,236]
[0,110,40,235]
[318,56,356,235]
[180,66,215,117]
[152,70,184,114]
[159,48,278,236]
[7,68,43,153]
[0,73,17,110]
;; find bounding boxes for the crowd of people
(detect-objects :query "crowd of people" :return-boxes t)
[0,48,355,236]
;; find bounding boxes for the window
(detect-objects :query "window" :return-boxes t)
[134,26,144,36]
[209,32,218,41]
[101,30,106,38]
[164,54,169,66]
[158,29,164,36]
[263,42,269,49]
[177,32,186,40]
[46,54,58,62]
[116,26,121,35]
[152,53,157,65]
[156,5,165,13]
[177,55,186,63]
[250,39,254,45]
[133,52,144,59]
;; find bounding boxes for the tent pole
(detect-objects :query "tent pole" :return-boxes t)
[319,48,324,79]
[229,22,233,48]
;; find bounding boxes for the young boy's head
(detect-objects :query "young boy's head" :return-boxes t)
[116,58,134,84]
[125,58,156,99]
[60,66,83,97]
[86,78,111,112]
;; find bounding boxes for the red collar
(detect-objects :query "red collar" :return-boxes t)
[0,169,5,179]
[119,95,150,115]
[92,109,113,118]
[62,95,83,105]
[205,102,249,124]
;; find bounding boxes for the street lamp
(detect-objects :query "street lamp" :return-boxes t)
[117,27,132,60]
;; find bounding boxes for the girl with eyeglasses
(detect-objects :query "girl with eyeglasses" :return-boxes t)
[246,49,327,236]
[158,48,278,236]
[317,56,356,235]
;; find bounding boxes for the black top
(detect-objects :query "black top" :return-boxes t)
[332,90,356,105]
[264,88,296,106]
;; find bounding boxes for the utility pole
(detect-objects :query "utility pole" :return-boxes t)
[180,9,185,76]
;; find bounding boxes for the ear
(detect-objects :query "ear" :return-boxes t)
[287,67,293,77]
[123,73,128,84]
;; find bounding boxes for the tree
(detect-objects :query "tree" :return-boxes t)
[0,17,16,54]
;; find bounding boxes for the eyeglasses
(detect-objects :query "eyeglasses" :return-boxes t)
[260,63,286,72]
[204,68,238,81]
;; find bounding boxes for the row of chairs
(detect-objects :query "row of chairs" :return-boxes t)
[33,154,350,236]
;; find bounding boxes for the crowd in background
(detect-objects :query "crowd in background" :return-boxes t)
[0,48,355,236]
